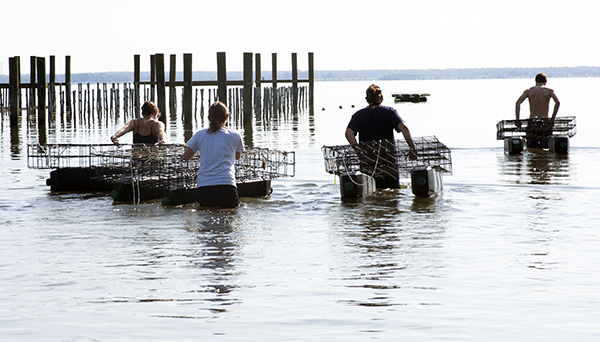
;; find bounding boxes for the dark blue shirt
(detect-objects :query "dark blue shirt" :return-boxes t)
[346,105,404,143]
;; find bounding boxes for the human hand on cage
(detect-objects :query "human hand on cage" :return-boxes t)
[408,149,418,160]
[111,135,120,146]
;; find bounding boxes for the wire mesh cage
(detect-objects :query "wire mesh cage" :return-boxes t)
[235,147,295,183]
[496,116,577,140]
[27,143,125,169]
[103,144,200,191]
[28,143,295,191]
[322,136,452,179]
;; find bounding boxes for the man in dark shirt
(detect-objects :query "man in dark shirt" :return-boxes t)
[345,84,417,188]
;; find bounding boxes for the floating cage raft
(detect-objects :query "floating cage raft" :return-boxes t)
[496,116,576,154]
[496,116,577,140]
[392,93,430,103]
[322,136,452,179]
[27,143,295,205]
[322,136,452,198]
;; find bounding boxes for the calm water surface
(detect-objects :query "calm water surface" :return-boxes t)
[1,78,599,341]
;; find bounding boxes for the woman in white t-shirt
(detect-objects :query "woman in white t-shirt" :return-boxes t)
[180,102,244,208]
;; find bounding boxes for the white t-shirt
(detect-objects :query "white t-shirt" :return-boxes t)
[186,127,244,187]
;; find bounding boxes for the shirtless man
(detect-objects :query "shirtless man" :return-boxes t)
[515,73,560,122]
[515,73,560,148]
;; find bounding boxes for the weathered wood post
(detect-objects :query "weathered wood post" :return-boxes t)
[182,53,193,124]
[308,52,314,113]
[255,53,262,114]
[217,52,227,106]
[134,55,140,114]
[272,53,277,112]
[49,55,56,114]
[169,54,176,115]
[36,57,46,125]
[150,54,156,102]
[9,56,20,126]
[155,53,167,128]
[255,53,261,88]
[65,56,71,114]
[243,52,253,123]
[292,53,298,114]
[30,56,37,112]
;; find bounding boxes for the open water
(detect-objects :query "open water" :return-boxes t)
[1,78,600,341]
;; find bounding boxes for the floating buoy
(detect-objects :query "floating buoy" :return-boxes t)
[339,172,376,198]
[110,189,120,199]
[549,136,569,154]
[504,137,524,155]
[411,165,443,197]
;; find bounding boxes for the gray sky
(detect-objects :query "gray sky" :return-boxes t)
[1,0,597,74]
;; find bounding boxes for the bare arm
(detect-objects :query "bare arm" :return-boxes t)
[345,128,358,145]
[180,147,196,161]
[398,122,418,160]
[154,121,167,144]
[111,120,135,145]
[515,91,528,121]
[550,92,560,120]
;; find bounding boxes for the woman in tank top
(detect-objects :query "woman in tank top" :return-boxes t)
[111,101,166,145]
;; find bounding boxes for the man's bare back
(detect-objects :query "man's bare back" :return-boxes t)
[515,73,560,121]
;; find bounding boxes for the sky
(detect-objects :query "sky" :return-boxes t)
[1,0,598,75]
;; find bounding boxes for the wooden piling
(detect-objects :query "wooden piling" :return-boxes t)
[308,52,314,112]
[36,57,46,125]
[217,52,227,106]
[169,54,176,115]
[183,53,193,123]
[30,56,37,112]
[272,53,277,112]
[49,56,56,113]
[65,56,71,114]
[9,56,20,126]
[134,55,140,114]
[150,54,156,102]
[255,53,262,88]
[155,53,167,128]
[292,53,298,114]
[255,53,262,114]
[243,52,253,123]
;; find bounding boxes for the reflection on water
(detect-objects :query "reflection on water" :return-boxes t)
[496,150,571,278]
[328,189,449,308]
[498,150,570,185]
[185,210,242,312]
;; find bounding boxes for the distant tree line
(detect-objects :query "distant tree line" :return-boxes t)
[2,66,600,83]
[314,66,600,81]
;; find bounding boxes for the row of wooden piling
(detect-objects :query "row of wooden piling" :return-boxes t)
[1,52,315,129]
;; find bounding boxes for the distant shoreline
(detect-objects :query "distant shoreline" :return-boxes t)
[1,66,599,83]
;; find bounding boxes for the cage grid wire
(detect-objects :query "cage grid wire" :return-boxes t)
[496,116,576,140]
[27,143,295,190]
[235,147,295,183]
[322,136,452,179]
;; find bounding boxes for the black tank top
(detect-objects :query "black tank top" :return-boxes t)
[133,120,159,144]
